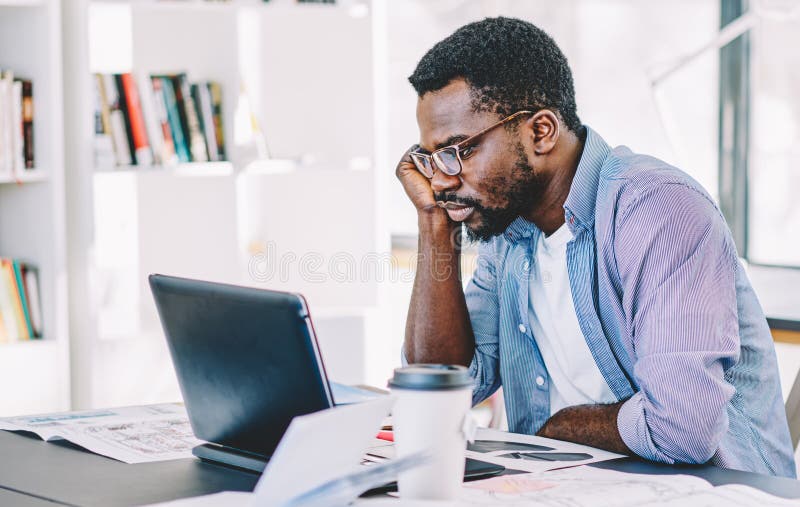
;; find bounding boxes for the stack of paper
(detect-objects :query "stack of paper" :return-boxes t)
[0,403,201,463]
[143,466,800,507]
[455,466,800,507]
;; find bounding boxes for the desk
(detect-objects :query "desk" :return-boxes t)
[0,488,61,507]
[1,431,799,506]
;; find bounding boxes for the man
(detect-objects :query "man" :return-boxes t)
[397,17,795,477]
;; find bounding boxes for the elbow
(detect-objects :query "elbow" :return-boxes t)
[663,435,720,465]
[621,393,728,465]
[649,412,728,465]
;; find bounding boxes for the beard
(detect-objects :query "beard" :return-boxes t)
[435,143,543,243]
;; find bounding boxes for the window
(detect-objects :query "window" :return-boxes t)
[747,4,800,266]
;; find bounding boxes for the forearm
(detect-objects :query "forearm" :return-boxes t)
[404,210,475,366]
[537,402,631,455]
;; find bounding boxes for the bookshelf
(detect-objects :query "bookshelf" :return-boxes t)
[0,171,47,184]
[0,0,70,415]
[0,0,44,6]
[63,0,392,409]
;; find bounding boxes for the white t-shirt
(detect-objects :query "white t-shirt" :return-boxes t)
[528,222,616,415]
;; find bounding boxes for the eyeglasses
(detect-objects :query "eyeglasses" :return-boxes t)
[409,110,534,179]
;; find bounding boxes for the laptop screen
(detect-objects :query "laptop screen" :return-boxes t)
[149,274,334,457]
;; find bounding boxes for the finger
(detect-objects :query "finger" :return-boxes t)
[399,144,420,165]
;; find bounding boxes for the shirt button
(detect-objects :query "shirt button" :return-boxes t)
[518,323,527,333]
[535,376,545,386]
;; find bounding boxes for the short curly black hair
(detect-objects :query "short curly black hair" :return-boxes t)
[408,17,582,134]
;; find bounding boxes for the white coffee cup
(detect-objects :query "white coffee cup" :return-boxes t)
[388,364,474,500]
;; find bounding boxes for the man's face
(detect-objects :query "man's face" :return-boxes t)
[416,79,544,242]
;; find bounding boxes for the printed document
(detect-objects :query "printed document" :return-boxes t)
[456,466,800,506]
[142,466,800,506]
[0,403,201,463]
[467,427,624,473]
[364,427,623,473]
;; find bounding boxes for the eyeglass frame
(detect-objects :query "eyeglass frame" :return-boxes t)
[409,110,534,179]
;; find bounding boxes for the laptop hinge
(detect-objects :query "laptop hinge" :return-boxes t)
[192,443,270,474]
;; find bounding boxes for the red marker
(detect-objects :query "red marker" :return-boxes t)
[376,430,394,442]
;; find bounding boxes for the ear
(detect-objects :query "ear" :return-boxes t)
[526,110,560,155]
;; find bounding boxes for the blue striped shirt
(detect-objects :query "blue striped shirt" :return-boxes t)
[466,126,796,477]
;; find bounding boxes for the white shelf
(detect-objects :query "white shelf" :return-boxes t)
[95,161,234,177]
[0,338,53,348]
[64,0,392,408]
[0,170,47,184]
[0,0,45,7]
[87,0,340,12]
[0,0,70,416]
[0,338,67,415]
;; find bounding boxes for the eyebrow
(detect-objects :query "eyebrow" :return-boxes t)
[427,134,469,152]
[437,134,469,149]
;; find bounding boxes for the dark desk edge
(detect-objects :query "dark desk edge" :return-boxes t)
[593,457,800,499]
[769,317,800,332]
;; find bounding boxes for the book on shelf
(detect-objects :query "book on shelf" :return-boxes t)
[116,73,154,166]
[192,83,218,162]
[93,72,226,169]
[0,258,42,343]
[170,73,208,163]
[0,69,34,178]
[139,72,178,167]
[92,74,116,168]
[22,79,33,169]
[208,82,226,161]
[155,76,191,163]
[95,74,133,166]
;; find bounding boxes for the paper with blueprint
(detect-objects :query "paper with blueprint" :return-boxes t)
[456,466,800,506]
[145,398,404,507]
[463,427,624,472]
[143,466,800,507]
[365,426,624,473]
[0,403,201,463]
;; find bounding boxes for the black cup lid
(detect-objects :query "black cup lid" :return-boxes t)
[388,364,473,391]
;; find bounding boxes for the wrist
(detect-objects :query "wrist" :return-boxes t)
[417,208,461,254]
[418,207,453,230]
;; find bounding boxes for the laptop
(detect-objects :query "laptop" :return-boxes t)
[149,274,503,482]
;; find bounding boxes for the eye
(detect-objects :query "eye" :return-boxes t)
[459,145,476,158]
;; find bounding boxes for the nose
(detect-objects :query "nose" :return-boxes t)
[429,169,462,194]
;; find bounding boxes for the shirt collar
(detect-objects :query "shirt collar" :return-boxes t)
[502,126,610,244]
[502,216,537,243]
[563,126,610,232]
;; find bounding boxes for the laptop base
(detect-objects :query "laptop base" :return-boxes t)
[361,457,505,496]
[192,443,269,474]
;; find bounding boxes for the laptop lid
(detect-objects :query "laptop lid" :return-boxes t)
[149,274,334,458]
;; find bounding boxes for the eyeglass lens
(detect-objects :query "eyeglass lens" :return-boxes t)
[410,153,434,178]
[432,148,461,176]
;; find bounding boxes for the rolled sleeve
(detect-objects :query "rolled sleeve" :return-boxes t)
[614,183,738,464]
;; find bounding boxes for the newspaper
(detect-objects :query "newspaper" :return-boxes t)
[364,427,623,474]
[466,427,625,473]
[141,467,800,506]
[0,403,202,463]
[455,466,800,506]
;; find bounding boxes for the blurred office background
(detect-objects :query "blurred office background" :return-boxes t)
[1,0,799,432]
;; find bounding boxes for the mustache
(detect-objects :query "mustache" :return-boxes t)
[433,193,483,210]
